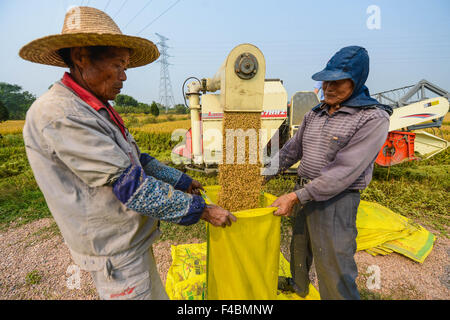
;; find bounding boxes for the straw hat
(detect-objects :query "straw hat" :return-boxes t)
[19,6,160,68]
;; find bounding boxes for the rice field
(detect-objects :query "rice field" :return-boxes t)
[0,121,25,135]
[131,119,191,134]
[122,113,188,122]
[0,117,191,135]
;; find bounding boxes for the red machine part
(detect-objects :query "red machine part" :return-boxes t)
[375,131,417,166]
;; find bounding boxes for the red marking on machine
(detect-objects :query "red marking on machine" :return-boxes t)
[201,110,287,120]
[400,113,436,119]
[376,131,418,166]
[201,112,223,119]
[261,110,287,118]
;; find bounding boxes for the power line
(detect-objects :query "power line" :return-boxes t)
[137,0,182,35]
[156,33,176,112]
[104,0,112,11]
[124,0,154,29]
[113,0,129,18]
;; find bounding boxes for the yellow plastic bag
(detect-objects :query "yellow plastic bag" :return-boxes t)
[356,201,435,263]
[204,186,281,300]
[165,243,321,300]
[378,223,435,263]
[165,243,207,300]
[356,201,415,251]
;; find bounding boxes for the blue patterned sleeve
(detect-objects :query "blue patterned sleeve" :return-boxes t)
[140,153,192,191]
[112,164,205,226]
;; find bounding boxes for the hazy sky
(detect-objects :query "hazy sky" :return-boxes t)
[0,0,449,105]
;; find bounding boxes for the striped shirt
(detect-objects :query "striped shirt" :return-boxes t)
[276,104,390,204]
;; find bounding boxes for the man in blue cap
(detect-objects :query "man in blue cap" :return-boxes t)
[267,46,392,299]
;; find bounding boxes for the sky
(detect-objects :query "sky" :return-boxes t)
[0,0,449,106]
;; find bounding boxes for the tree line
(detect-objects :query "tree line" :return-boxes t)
[0,82,189,122]
[114,94,188,116]
[0,82,36,121]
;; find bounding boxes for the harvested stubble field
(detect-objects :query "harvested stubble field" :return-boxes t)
[0,113,449,300]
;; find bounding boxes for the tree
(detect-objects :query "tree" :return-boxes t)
[150,101,159,117]
[0,82,36,120]
[0,100,9,122]
[174,104,189,114]
[114,94,138,107]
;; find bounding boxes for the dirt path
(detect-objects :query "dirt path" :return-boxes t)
[0,218,448,300]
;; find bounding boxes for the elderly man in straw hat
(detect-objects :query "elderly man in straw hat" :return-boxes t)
[19,6,236,300]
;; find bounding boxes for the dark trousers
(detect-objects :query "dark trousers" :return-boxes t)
[290,187,361,300]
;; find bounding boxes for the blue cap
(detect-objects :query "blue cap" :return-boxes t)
[310,46,393,116]
[312,46,368,82]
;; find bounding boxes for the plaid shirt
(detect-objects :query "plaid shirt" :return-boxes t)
[276,104,389,204]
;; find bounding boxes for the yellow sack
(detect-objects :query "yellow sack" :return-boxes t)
[378,223,435,263]
[165,242,321,300]
[165,243,207,300]
[204,186,281,300]
[356,201,435,263]
[355,201,415,251]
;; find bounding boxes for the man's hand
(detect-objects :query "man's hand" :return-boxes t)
[270,192,300,217]
[201,205,237,228]
[186,179,204,195]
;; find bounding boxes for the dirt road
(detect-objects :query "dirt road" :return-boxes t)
[0,218,448,300]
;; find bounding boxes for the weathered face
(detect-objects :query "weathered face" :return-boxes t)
[71,47,130,102]
[322,79,354,107]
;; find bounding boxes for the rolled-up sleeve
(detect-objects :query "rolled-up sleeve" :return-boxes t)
[298,115,389,203]
[113,164,205,226]
[140,153,192,192]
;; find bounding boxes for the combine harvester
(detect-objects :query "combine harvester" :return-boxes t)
[173,76,449,170]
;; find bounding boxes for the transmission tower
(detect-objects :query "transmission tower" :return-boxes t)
[156,33,175,113]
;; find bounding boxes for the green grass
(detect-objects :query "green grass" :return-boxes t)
[0,169,51,231]
[25,270,42,285]
[364,148,450,237]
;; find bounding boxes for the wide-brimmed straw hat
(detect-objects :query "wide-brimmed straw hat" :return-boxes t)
[19,6,160,68]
